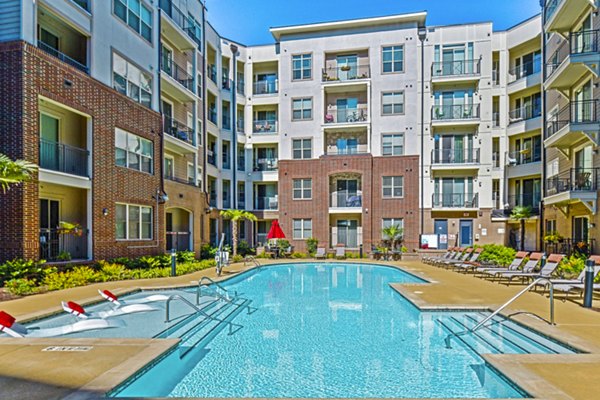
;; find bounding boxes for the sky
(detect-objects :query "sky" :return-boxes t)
[205,0,542,45]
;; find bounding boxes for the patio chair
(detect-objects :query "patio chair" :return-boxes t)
[502,254,564,284]
[431,247,462,266]
[486,252,543,281]
[453,248,486,271]
[439,247,472,268]
[533,255,600,292]
[474,251,528,275]
[335,246,346,260]
[423,248,454,264]
[62,300,158,319]
[315,247,327,259]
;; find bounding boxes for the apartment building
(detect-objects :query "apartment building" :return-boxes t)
[542,0,600,256]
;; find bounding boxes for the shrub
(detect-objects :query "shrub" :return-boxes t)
[558,254,586,279]
[137,254,171,269]
[176,251,196,264]
[291,252,306,259]
[478,244,516,267]
[200,243,218,260]
[56,251,72,261]
[306,238,318,256]
[256,251,269,259]
[237,240,254,256]
[0,258,47,284]
[401,246,408,253]
[232,254,244,263]
[97,262,130,282]
[277,240,291,251]
[4,278,40,296]
[42,266,101,291]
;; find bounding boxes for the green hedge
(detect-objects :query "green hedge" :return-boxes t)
[477,244,517,267]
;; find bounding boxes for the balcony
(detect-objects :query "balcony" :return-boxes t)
[159,0,202,46]
[237,119,245,133]
[255,196,278,210]
[545,238,596,257]
[509,105,542,124]
[161,59,194,94]
[432,193,479,209]
[324,105,368,125]
[40,139,89,178]
[431,59,481,82]
[506,149,541,166]
[222,114,231,130]
[164,174,199,188]
[508,60,541,83]
[208,64,217,84]
[253,80,278,95]
[209,191,217,207]
[546,30,600,95]
[431,148,480,168]
[253,158,278,172]
[545,100,600,152]
[508,193,541,214]
[40,228,88,261]
[329,191,362,213]
[208,108,218,126]
[237,81,245,95]
[237,157,245,171]
[163,116,195,150]
[431,104,480,126]
[253,119,278,134]
[207,150,216,166]
[37,40,88,74]
[222,78,231,91]
[545,167,599,212]
[544,0,596,35]
[322,64,370,82]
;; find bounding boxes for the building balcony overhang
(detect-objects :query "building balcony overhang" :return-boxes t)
[164,133,197,154]
[544,54,599,98]
[38,169,91,189]
[544,191,597,214]
[544,122,600,157]
[544,0,596,36]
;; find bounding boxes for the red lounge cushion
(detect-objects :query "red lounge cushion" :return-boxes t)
[101,290,118,302]
[0,311,15,328]
[66,301,85,315]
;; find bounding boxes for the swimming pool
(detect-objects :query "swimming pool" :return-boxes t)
[101,263,575,399]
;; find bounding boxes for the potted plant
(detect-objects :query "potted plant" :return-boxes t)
[543,231,563,244]
[340,64,351,71]
[58,221,83,236]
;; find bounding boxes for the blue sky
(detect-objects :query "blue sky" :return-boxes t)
[206,0,542,45]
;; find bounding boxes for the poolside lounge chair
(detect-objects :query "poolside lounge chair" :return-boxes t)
[425,248,455,264]
[62,300,158,319]
[0,310,123,338]
[432,248,463,266]
[335,247,346,260]
[98,290,169,307]
[439,248,472,268]
[502,254,564,284]
[485,252,543,281]
[533,256,600,291]
[315,247,327,259]
[474,251,528,275]
[453,248,485,271]
[552,282,600,297]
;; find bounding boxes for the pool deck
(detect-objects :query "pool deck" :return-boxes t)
[1,258,600,400]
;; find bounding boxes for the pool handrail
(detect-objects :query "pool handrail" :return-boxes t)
[196,277,237,305]
[164,294,242,334]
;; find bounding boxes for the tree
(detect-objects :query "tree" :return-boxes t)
[510,206,532,251]
[220,209,257,257]
[0,154,37,193]
[381,224,404,251]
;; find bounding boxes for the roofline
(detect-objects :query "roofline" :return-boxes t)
[269,11,427,40]
[499,13,542,32]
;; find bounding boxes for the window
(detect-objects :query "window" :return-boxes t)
[113,53,152,107]
[113,0,152,42]
[382,218,404,238]
[546,158,559,178]
[116,204,152,240]
[293,139,312,159]
[292,98,312,120]
[382,45,404,73]
[546,219,556,235]
[293,179,312,199]
[293,219,312,239]
[197,166,203,188]
[382,176,404,198]
[115,128,153,173]
[382,134,404,156]
[382,92,404,115]
[187,163,195,184]
[292,54,312,80]
[163,156,174,179]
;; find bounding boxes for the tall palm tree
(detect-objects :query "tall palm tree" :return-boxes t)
[381,224,404,251]
[0,154,37,193]
[220,209,257,256]
[510,206,532,251]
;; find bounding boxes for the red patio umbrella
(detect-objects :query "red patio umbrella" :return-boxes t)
[267,219,286,240]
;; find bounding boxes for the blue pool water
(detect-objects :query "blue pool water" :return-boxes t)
[107,263,575,398]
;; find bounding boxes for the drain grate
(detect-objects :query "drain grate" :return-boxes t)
[42,346,93,352]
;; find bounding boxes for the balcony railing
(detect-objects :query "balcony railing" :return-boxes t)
[506,149,542,165]
[71,0,90,11]
[163,116,194,145]
[208,64,217,83]
[37,40,88,74]
[492,152,501,169]
[545,40,569,78]
[237,119,245,133]
[330,191,362,208]
[253,80,278,95]
[39,228,88,261]
[161,59,194,92]
[255,196,278,210]
[253,158,278,172]
[322,64,370,81]
[324,149,369,156]
[324,106,368,124]
[208,108,217,125]
[432,104,480,121]
[492,112,500,127]
[544,0,562,23]
[508,60,541,82]
[209,191,217,207]
[165,175,199,187]
[492,69,500,86]
[237,158,245,171]
[222,78,231,91]
[432,193,479,208]
[507,193,541,214]
[159,0,201,45]
[546,30,600,78]
[253,120,277,134]
[546,168,600,196]
[545,238,595,257]
[222,114,231,130]
[431,59,481,77]
[166,231,190,251]
[546,99,600,139]
[40,139,89,177]
[431,148,480,164]
[207,150,216,166]
[508,105,542,123]
[237,81,245,95]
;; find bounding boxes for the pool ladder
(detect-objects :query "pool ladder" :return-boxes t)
[444,277,555,349]
[164,294,243,335]
[195,277,257,314]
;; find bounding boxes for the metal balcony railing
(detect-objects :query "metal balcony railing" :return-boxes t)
[432,193,479,208]
[431,59,481,77]
[492,69,500,86]
[324,106,368,124]
[161,59,194,92]
[492,112,500,127]
[253,120,277,134]
[253,80,278,95]
[207,150,216,166]
[37,40,88,74]
[255,196,278,210]
[237,81,245,95]
[546,30,600,78]
[39,228,88,261]
[509,59,541,82]
[506,149,542,166]
[164,175,199,187]
[546,168,600,196]
[432,104,480,121]
[330,191,362,208]
[39,139,89,177]
[166,231,191,251]
[322,64,370,81]
[546,99,600,139]
[508,105,542,123]
[431,148,480,164]
[544,0,562,23]
[158,0,201,45]
[163,116,194,145]
[492,152,501,169]
[237,119,245,133]
[507,193,541,214]
[545,238,595,257]
[253,158,278,172]
[207,64,217,83]
[208,109,217,125]
[324,148,369,156]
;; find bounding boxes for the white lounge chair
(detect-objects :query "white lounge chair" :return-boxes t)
[99,289,169,307]
[315,248,327,259]
[62,300,158,320]
[335,247,346,259]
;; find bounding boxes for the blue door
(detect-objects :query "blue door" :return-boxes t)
[434,219,448,250]
[459,220,473,247]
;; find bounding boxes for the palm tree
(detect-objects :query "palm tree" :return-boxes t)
[510,206,532,251]
[0,154,37,193]
[220,209,257,257]
[381,224,404,251]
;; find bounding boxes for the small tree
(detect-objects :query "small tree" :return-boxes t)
[381,224,404,251]
[0,154,37,193]
[220,209,257,257]
[510,206,532,251]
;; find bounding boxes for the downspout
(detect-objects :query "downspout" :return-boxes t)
[540,2,546,252]
[418,26,428,246]
[158,10,165,249]
[230,44,238,209]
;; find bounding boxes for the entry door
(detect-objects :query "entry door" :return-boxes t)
[337,179,358,206]
[574,81,592,122]
[40,199,60,259]
[573,217,589,243]
[459,220,473,247]
[166,212,173,250]
[442,46,465,75]
[434,219,448,250]
[336,98,358,122]
[337,220,358,248]
[162,101,173,131]
[40,114,59,170]
[337,54,358,80]
[161,44,173,75]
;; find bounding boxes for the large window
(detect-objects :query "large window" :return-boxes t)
[382,134,404,155]
[292,98,312,120]
[293,219,312,239]
[113,0,152,42]
[292,54,312,80]
[382,92,404,115]
[293,179,312,199]
[116,204,152,240]
[382,176,404,198]
[382,218,404,238]
[382,45,404,73]
[293,138,312,159]
[113,53,152,107]
[115,128,153,173]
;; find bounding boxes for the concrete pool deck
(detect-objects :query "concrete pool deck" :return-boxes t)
[1,258,600,399]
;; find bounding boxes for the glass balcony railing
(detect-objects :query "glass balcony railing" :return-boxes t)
[431,59,481,77]
[432,193,479,208]
[431,148,480,164]
[39,139,89,177]
[255,196,278,210]
[253,80,278,95]
[432,104,480,121]
[253,120,277,134]
[253,158,278,172]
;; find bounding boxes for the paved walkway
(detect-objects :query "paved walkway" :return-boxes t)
[1,258,600,399]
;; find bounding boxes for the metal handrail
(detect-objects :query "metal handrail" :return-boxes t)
[445,277,555,348]
[165,294,242,334]
[244,255,261,267]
